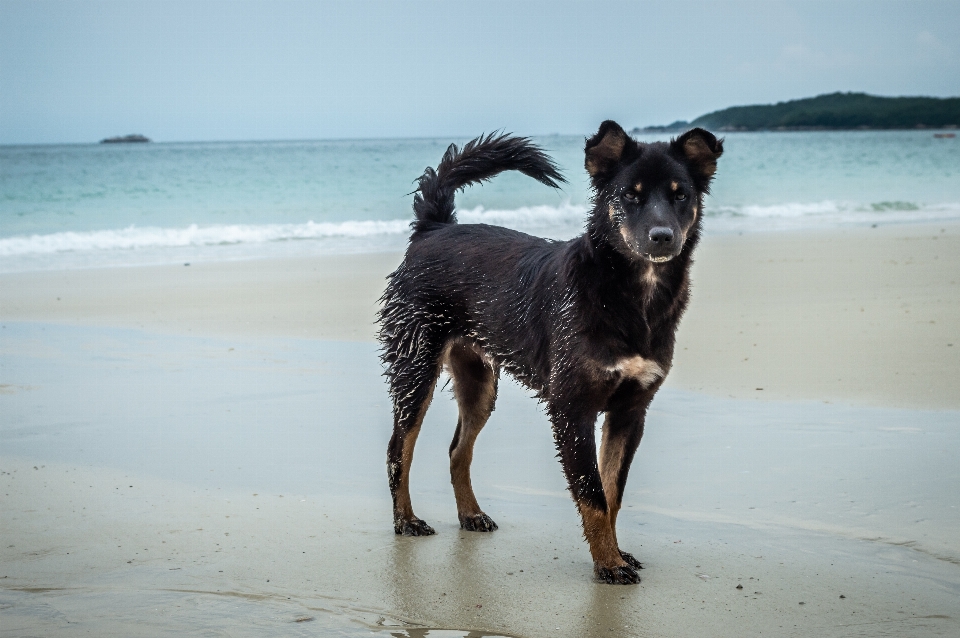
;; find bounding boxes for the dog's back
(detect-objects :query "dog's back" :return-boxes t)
[379,135,566,399]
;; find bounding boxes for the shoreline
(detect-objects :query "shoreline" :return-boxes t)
[4,208,960,274]
[2,221,957,409]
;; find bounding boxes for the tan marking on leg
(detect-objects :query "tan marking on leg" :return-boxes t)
[450,424,481,514]
[393,377,437,523]
[578,502,624,566]
[610,506,621,550]
[450,393,494,516]
[447,342,497,521]
[598,417,627,548]
[393,426,421,519]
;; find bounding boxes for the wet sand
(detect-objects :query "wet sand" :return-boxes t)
[1,222,959,636]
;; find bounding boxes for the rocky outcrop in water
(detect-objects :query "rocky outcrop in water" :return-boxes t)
[100,134,151,144]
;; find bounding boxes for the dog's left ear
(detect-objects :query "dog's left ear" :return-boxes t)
[671,128,724,191]
[585,121,628,182]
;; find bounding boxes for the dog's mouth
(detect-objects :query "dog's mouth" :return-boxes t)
[644,254,673,263]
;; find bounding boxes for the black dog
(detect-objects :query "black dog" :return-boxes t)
[378,121,722,584]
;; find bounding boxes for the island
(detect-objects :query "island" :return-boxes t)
[100,134,151,144]
[633,93,960,133]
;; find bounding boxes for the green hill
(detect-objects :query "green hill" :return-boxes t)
[638,93,960,132]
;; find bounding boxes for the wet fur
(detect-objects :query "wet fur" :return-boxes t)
[378,123,722,584]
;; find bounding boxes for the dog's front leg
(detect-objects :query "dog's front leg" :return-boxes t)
[549,403,641,584]
[599,402,650,571]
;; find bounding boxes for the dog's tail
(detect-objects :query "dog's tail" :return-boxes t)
[411,133,565,233]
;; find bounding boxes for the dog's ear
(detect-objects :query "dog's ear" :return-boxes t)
[671,128,723,191]
[585,121,628,181]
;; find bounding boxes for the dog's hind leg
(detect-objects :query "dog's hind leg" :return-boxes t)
[386,339,444,536]
[447,342,499,532]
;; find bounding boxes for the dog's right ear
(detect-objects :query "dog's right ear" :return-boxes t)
[585,121,628,182]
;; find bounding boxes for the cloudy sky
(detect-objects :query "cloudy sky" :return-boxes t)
[1,0,957,144]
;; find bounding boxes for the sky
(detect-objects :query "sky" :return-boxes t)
[1,0,958,144]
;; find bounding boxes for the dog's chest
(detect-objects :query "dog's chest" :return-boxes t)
[603,355,665,388]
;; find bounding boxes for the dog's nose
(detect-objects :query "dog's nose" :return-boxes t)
[648,227,674,245]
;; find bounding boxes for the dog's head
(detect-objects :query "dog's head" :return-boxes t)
[585,120,723,263]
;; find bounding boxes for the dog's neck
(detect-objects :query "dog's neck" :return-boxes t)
[574,212,700,357]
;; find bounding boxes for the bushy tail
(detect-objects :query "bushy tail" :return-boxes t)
[411,133,565,232]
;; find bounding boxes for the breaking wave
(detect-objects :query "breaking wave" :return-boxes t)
[0,203,591,257]
[0,220,411,256]
[707,200,960,231]
[1,200,958,260]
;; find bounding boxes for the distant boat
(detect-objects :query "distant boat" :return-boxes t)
[100,134,151,144]
[933,133,956,138]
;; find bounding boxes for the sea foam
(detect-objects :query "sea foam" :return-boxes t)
[1,200,958,267]
[0,220,411,256]
[0,203,590,257]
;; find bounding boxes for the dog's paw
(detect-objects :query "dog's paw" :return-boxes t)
[459,513,498,532]
[594,563,641,585]
[395,519,436,536]
[619,551,644,570]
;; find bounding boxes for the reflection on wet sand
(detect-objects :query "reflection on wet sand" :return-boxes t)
[386,630,514,638]
[387,527,519,635]
[575,585,634,636]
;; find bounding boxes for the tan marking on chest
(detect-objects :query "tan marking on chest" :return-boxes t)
[642,265,659,287]
[606,356,665,388]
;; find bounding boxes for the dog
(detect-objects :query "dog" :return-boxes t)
[378,121,722,584]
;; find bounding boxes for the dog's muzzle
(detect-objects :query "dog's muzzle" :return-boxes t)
[639,226,681,263]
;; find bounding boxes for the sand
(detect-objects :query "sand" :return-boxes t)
[1,222,959,636]
[0,252,401,343]
[2,222,958,408]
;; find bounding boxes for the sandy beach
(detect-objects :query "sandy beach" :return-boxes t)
[2,222,959,637]
[3,221,958,407]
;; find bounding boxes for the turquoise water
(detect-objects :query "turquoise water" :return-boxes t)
[1,130,958,271]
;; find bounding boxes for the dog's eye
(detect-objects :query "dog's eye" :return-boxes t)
[675,192,687,201]
[622,191,638,203]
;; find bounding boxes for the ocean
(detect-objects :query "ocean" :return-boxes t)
[1,130,958,272]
